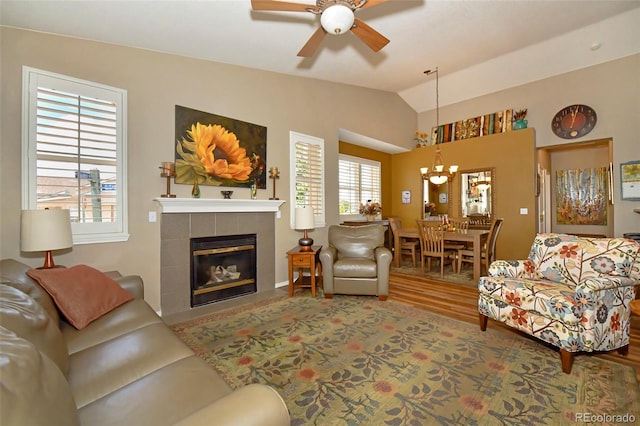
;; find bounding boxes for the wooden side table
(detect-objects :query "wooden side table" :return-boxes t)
[287,245,322,297]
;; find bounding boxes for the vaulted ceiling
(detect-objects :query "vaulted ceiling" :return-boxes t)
[2,0,639,113]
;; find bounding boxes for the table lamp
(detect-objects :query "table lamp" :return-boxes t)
[295,206,315,251]
[21,208,73,269]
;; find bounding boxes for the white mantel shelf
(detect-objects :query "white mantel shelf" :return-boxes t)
[154,198,286,213]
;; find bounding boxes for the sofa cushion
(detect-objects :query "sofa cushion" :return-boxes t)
[0,326,79,426]
[529,233,640,286]
[329,224,384,260]
[1,259,60,324]
[62,298,163,355]
[333,258,378,278]
[0,284,69,374]
[479,276,583,325]
[78,356,232,426]
[68,322,195,408]
[27,265,134,330]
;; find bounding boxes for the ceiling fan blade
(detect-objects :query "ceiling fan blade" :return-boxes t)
[358,0,389,10]
[297,26,327,57]
[251,0,317,13]
[350,18,389,52]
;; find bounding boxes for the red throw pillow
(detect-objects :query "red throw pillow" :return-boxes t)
[27,265,134,330]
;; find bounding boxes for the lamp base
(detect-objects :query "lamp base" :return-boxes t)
[298,237,313,251]
[42,250,56,269]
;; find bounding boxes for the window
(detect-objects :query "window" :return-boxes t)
[22,67,128,244]
[339,154,381,217]
[289,131,325,228]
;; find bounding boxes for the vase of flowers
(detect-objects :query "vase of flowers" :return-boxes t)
[424,202,436,216]
[513,109,528,130]
[414,131,429,147]
[359,201,382,221]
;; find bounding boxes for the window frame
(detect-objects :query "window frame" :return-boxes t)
[21,66,129,244]
[289,131,325,229]
[338,154,382,221]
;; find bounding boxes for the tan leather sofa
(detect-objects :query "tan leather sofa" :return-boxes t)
[320,224,392,300]
[0,258,290,426]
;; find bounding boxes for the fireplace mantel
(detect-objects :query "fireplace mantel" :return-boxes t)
[154,198,285,213]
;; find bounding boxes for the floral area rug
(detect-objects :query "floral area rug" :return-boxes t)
[172,293,640,425]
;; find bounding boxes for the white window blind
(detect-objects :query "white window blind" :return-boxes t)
[339,154,381,215]
[290,132,325,228]
[22,67,128,244]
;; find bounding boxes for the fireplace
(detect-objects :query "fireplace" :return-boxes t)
[190,234,257,307]
[155,198,284,322]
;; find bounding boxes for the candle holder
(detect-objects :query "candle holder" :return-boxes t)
[159,162,176,198]
[268,167,280,200]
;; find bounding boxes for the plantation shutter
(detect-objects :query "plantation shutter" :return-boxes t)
[23,67,128,243]
[291,132,325,228]
[36,87,118,223]
[338,154,381,215]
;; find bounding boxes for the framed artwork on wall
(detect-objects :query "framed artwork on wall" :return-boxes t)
[620,160,640,200]
[174,105,267,188]
[556,167,608,225]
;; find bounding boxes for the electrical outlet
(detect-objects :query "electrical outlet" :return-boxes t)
[148,211,157,222]
[519,208,528,215]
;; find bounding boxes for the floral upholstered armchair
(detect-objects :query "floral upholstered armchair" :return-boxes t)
[478,233,640,374]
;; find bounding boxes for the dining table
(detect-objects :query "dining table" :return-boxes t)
[395,227,490,282]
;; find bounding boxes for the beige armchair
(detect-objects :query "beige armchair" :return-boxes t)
[320,225,392,300]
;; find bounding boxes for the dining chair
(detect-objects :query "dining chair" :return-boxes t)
[388,217,419,267]
[447,217,469,232]
[445,216,470,254]
[416,219,457,277]
[468,215,492,229]
[458,218,504,275]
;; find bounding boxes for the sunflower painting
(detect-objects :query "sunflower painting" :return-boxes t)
[175,105,266,188]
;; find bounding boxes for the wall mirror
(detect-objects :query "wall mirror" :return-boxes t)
[459,168,495,225]
[421,177,451,219]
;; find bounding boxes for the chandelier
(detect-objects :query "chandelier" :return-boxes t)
[419,67,458,185]
[421,146,458,185]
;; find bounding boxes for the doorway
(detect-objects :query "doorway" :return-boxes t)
[537,139,613,237]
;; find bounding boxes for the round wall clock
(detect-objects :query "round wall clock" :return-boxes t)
[551,104,597,139]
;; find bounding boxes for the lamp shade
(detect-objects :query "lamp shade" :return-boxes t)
[21,209,73,252]
[320,5,354,35]
[294,206,315,230]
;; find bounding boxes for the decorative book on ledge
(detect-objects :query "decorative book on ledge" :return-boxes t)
[154,198,285,214]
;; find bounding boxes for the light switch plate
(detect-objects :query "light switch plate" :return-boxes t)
[520,208,528,215]
[148,211,157,222]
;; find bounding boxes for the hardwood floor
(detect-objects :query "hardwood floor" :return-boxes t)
[388,271,640,382]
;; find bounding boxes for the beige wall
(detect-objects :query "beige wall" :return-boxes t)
[0,27,416,312]
[416,54,640,240]
[391,129,537,259]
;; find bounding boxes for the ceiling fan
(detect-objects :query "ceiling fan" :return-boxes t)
[251,0,390,57]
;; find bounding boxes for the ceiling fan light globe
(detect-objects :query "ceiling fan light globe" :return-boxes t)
[320,5,354,35]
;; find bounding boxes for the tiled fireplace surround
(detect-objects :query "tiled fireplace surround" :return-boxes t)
[155,198,285,323]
